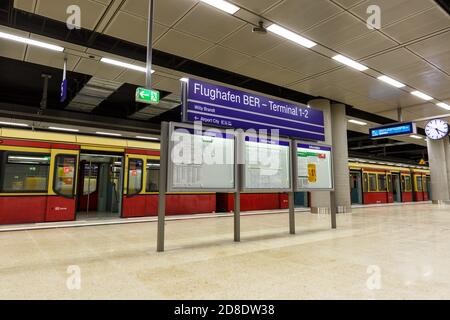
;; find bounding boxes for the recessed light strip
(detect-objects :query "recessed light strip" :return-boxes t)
[0,121,29,127]
[100,57,155,73]
[332,55,368,71]
[96,131,122,137]
[348,119,367,126]
[436,102,450,110]
[267,24,316,48]
[48,127,79,132]
[136,136,159,141]
[200,0,240,14]
[0,31,64,52]
[377,75,405,88]
[410,135,423,140]
[411,91,433,101]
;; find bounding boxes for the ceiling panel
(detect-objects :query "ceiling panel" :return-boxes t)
[34,0,110,30]
[230,0,282,13]
[220,24,285,57]
[329,0,365,9]
[154,30,213,59]
[197,45,251,70]
[382,7,450,44]
[104,12,168,46]
[229,58,284,80]
[304,12,372,47]
[350,0,435,27]
[14,0,36,11]
[259,67,303,86]
[265,0,342,33]
[121,0,197,27]
[333,31,397,59]
[407,31,450,74]
[258,41,339,77]
[174,3,245,42]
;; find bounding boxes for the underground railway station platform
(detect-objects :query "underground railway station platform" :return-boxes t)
[0,0,449,311]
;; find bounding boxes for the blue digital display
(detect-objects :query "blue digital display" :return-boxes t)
[370,122,416,139]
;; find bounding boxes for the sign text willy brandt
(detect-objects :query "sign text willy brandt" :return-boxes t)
[182,78,325,141]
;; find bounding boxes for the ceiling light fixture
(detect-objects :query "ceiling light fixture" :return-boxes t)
[267,24,316,48]
[136,136,159,141]
[348,119,367,126]
[436,102,450,110]
[200,0,240,14]
[411,91,433,101]
[377,75,405,88]
[100,57,155,73]
[0,121,29,127]
[96,131,122,137]
[332,54,368,71]
[410,135,423,140]
[180,78,189,83]
[0,31,64,52]
[48,127,80,132]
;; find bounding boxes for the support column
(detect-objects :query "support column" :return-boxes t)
[427,138,449,203]
[443,138,450,199]
[331,103,351,213]
[308,99,332,214]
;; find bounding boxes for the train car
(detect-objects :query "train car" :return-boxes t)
[0,128,215,225]
[216,193,289,212]
[412,169,431,202]
[348,161,425,205]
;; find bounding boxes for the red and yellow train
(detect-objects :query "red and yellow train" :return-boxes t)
[0,128,430,226]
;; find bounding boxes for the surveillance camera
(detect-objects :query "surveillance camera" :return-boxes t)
[252,21,267,34]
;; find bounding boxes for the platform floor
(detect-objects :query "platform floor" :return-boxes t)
[1,203,450,300]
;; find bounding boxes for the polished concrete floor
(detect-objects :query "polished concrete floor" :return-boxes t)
[1,203,450,300]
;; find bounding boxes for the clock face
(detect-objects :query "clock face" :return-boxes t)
[425,119,449,140]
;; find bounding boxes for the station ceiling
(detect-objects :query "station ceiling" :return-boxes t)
[0,0,448,164]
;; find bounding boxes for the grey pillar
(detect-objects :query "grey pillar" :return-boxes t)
[443,138,450,199]
[308,99,332,214]
[427,138,449,203]
[331,103,351,213]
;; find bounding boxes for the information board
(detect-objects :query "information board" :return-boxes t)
[182,78,325,141]
[242,137,292,191]
[167,123,236,192]
[296,143,333,191]
[370,122,417,139]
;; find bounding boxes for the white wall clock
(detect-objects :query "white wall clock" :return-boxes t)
[425,119,449,140]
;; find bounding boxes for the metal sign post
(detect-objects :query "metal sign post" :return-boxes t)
[157,121,169,252]
[289,138,297,234]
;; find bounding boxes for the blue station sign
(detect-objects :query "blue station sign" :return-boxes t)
[370,122,417,139]
[182,78,325,141]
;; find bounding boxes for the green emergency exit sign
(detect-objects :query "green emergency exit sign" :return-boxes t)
[135,87,160,104]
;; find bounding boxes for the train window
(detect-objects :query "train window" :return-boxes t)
[378,175,387,192]
[404,176,412,192]
[53,155,77,197]
[1,152,50,193]
[128,158,143,196]
[363,173,368,192]
[368,174,377,192]
[146,160,160,192]
[416,176,423,192]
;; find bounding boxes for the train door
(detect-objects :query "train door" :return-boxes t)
[122,154,147,217]
[349,171,362,204]
[425,176,431,201]
[391,173,402,203]
[294,192,308,208]
[46,149,79,222]
[76,154,123,219]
